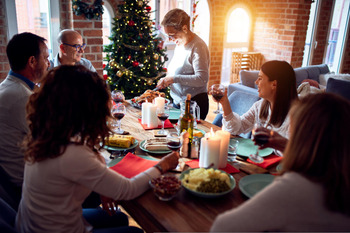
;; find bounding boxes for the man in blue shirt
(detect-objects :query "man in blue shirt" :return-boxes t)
[50,29,96,72]
[0,32,50,209]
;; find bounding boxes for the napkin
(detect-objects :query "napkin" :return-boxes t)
[138,118,174,130]
[109,152,158,178]
[247,154,282,169]
[185,159,240,174]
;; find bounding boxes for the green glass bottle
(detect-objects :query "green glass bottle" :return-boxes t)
[180,94,194,157]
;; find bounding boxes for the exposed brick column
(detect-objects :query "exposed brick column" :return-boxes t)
[0,0,9,81]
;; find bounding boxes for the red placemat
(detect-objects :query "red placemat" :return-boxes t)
[185,159,240,174]
[247,154,282,169]
[138,118,174,130]
[109,152,158,178]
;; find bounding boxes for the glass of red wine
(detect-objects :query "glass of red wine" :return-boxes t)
[111,90,125,103]
[111,104,126,134]
[157,106,170,135]
[167,133,182,152]
[210,84,225,114]
[249,122,272,163]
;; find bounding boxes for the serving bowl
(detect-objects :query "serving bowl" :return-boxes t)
[149,175,182,201]
[179,168,236,198]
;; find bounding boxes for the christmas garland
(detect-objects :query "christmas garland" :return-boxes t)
[72,0,104,20]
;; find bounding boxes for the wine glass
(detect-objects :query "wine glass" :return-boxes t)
[210,84,225,114]
[228,138,239,162]
[157,106,170,135]
[249,122,272,163]
[167,133,182,152]
[111,104,126,134]
[111,90,125,103]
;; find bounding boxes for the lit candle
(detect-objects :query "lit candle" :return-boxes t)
[154,96,165,112]
[215,130,230,168]
[199,128,220,169]
[147,104,158,128]
[141,101,151,124]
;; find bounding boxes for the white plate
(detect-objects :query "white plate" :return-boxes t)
[179,168,236,198]
[104,139,138,151]
[239,174,275,198]
[139,139,171,154]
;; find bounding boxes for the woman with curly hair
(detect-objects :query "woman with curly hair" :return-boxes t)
[16,65,179,232]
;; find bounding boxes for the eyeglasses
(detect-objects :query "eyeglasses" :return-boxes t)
[62,43,86,51]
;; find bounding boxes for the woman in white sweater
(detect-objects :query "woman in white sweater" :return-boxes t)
[211,93,350,232]
[212,61,298,151]
[16,65,179,233]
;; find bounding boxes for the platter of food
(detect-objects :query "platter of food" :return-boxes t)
[139,138,171,154]
[179,168,235,198]
[130,89,170,109]
[104,135,138,151]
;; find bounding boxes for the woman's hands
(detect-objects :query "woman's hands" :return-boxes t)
[208,88,232,117]
[100,195,119,216]
[156,151,179,173]
[253,128,288,152]
[157,76,174,89]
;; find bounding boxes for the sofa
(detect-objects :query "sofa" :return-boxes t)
[227,64,331,97]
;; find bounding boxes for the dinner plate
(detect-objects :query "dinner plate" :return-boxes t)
[179,168,236,198]
[104,139,138,151]
[168,108,181,121]
[139,139,171,154]
[235,138,273,157]
[107,154,157,167]
[239,174,275,198]
[193,128,205,138]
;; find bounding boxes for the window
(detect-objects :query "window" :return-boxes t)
[102,1,115,46]
[6,0,60,59]
[221,6,251,85]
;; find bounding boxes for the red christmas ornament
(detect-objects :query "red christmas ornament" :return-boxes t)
[128,55,131,60]
[162,67,167,72]
[146,6,151,12]
[128,20,135,26]
[103,74,108,80]
[132,61,139,67]
[103,64,106,69]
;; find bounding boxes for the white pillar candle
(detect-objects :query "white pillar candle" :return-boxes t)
[199,129,220,169]
[154,96,165,112]
[216,130,230,168]
[141,101,151,124]
[147,104,158,128]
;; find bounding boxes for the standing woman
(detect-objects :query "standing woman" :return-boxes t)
[16,65,179,233]
[157,8,210,120]
[215,60,297,141]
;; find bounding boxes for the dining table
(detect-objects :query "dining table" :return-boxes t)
[108,100,280,233]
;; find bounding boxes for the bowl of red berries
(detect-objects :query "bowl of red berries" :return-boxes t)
[149,175,182,201]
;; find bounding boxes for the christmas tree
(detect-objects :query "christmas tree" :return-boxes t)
[104,0,168,99]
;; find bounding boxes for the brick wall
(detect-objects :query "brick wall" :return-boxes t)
[0,0,9,81]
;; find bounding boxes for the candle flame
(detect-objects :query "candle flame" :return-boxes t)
[210,127,215,137]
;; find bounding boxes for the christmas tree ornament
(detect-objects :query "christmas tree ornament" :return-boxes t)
[117,71,123,77]
[146,6,151,12]
[72,0,104,20]
[109,60,116,67]
[128,20,135,26]
[132,61,139,67]
[138,0,143,6]
[153,54,159,60]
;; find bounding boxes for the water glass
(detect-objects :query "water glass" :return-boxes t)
[228,139,239,162]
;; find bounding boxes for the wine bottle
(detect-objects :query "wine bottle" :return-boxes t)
[180,94,194,157]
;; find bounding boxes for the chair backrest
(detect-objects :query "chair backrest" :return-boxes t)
[326,78,350,100]
[0,198,17,233]
[212,91,260,138]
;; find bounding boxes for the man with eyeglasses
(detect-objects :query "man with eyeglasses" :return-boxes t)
[50,29,96,72]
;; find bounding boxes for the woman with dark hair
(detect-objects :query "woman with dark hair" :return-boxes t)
[214,60,297,140]
[156,8,210,120]
[15,65,179,233]
[211,93,350,231]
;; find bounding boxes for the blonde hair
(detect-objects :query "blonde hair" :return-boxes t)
[282,93,350,215]
[161,8,190,31]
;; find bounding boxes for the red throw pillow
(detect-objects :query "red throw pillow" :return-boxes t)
[302,79,319,88]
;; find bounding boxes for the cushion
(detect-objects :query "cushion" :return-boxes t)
[302,79,319,88]
[326,78,350,100]
[306,66,321,82]
[239,70,259,88]
[294,67,309,87]
[297,82,324,98]
[320,73,350,86]
[314,64,330,74]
